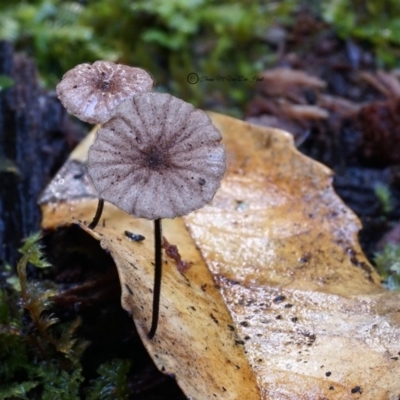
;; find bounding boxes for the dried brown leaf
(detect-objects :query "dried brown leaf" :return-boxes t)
[40,113,400,399]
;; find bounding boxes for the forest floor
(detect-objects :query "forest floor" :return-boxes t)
[246,10,400,267]
[2,9,400,400]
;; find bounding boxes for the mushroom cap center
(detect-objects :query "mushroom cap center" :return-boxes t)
[142,146,171,171]
[99,72,112,91]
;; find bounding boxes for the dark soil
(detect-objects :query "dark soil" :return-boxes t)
[246,10,400,260]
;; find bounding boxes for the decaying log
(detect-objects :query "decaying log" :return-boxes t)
[0,41,83,267]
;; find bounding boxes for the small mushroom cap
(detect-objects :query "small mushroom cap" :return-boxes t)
[56,61,153,124]
[87,93,226,220]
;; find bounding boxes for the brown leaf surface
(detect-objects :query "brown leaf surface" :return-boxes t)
[40,113,400,400]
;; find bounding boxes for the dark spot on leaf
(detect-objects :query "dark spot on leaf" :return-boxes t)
[273,295,286,303]
[351,386,362,394]
[301,331,316,346]
[163,237,192,274]
[125,284,133,295]
[299,253,311,263]
[124,231,145,241]
[210,313,219,324]
[348,251,374,281]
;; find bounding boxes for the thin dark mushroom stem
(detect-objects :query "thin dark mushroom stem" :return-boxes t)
[148,218,162,339]
[88,198,104,229]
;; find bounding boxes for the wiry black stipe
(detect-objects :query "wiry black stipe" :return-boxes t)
[148,218,162,339]
[88,198,104,229]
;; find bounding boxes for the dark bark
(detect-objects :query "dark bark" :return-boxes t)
[0,41,83,267]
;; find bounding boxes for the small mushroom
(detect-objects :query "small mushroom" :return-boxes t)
[87,92,225,220]
[87,92,225,338]
[56,60,153,124]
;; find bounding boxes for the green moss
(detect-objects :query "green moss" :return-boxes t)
[87,359,131,400]
[0,381,40,400]
[374,243,400,290]
[0,75,14,91]
[322,0,400,67]
[373,183,393,216]
[0,0,298,113]
[0,232,131,399]
[2,1,400,111]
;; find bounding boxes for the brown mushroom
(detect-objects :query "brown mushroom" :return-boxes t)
[56,60,153,124]
[87,92,225,220]
[87,92,225,337]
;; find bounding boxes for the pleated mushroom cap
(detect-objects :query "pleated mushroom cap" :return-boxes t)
[56,61,153,124]
[87,92,226,220]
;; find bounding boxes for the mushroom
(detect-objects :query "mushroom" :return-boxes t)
[56,60,153,124]
[87,92,226,337]
[87,92,225,219]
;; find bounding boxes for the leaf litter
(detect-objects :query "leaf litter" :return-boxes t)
[39,112,400,399]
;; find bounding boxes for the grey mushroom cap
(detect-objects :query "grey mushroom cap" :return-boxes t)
[56,61,153,124]
[87,92,226,220]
